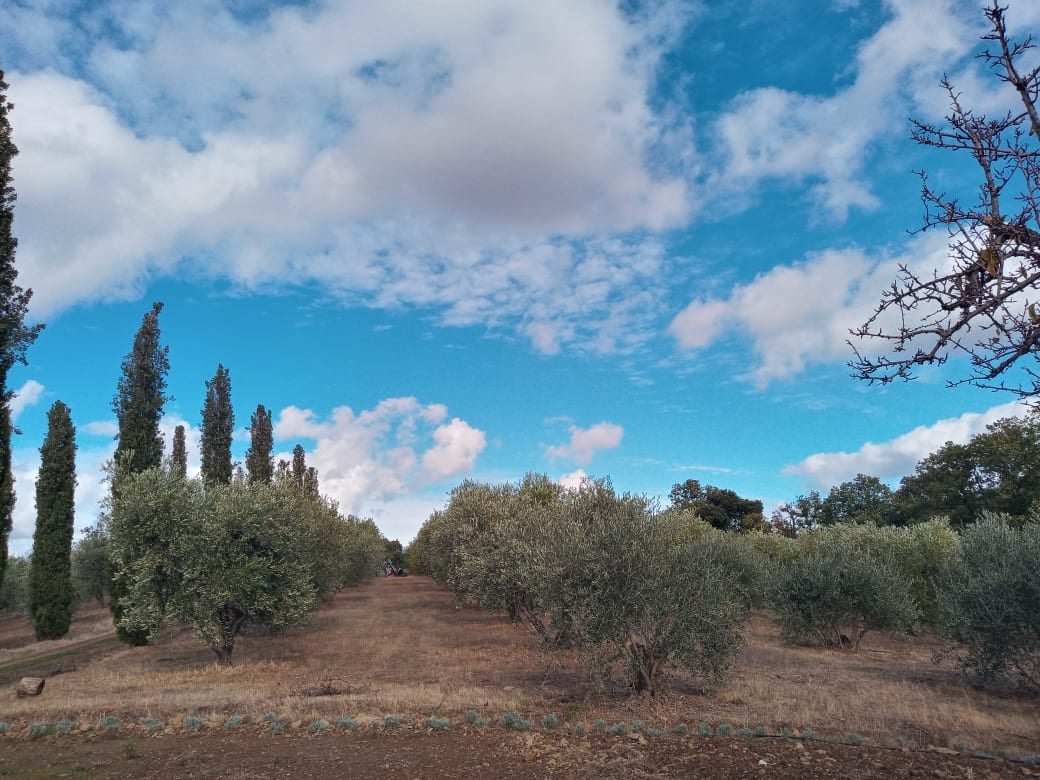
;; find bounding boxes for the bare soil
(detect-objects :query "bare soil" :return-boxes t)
[0,577,1036,778]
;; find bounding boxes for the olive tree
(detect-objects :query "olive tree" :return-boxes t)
[938,511,1040,690]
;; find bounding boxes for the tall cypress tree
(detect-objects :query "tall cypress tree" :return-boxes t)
[245,404,273,484]
[170,424,187,478]
[200,364,233,485]
[30,401,76,639]
[291,444,306,486]
[0,71,44,591]
[111,301,170,644]
[113,302,169,474]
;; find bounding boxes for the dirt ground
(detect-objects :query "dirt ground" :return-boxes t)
[0,577,1037,778]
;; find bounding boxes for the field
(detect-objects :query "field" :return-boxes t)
[0,576,1037,778]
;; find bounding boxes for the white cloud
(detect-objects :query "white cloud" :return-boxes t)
[546,422,624,465]
[273,398,486,517]
[10,380,45,422]
[6,0,694,356]
[83,419,119,437]
[783,399,1030,489]
[712,0,976,219]
[669,231,953,387]
[557,468,588,490]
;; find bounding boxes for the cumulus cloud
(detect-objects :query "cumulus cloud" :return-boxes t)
[273,398,485,517]
[5,0,694,355]
[83,420,119,437]
[669,231,953,387]
[557,468,588,490]
[546,422,624,465]
[712,0,976,219]
[10,380,45,422]
[784,399,1031,489]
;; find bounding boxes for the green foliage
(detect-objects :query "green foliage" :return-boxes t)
[28,722,51,740]
[592,719,606,733]
[0,721,7,735]
[99,715,121,733]
[110,468,381,663]
[71,525,111,607]
[630,720,645,733]
[672,723,689,735]
[717,723,733,736]
[608,722,627,735]
[138,717,162,733]
[30,400,77,640]
[847,733,865,746]
[801,728,817,741]
[737,727,754,738]
[427,717,450,731]
[200,364,234,485]
[0,554,28,613]
[895,416,1040,527]
[110,301,170,645]
[769,491,823,536]
[499,711,530,731]
[55,719,75,735]
[223,716,243,731]
[668,479,765,532]
[382,715,401,729]
[182,716,203,732]
[938,512,1040,691]
[170,425,187,479]
[307,719,329,734]
[245,404,274,484]
[541,713,560,729]
[768,535,918,649]
[571,722,586,735]
[0,70,45,595]
[820,474,894,526]
[646,727,666,737]
[336,716,359,732]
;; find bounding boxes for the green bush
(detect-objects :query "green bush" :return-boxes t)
[938,513,1040,691]
[768,541,918,649]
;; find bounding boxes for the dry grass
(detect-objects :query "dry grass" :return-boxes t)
[1,577,1037,756]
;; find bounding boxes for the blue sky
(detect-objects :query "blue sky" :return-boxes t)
[3,0,1039,553]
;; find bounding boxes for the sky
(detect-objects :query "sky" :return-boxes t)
[2,0,1039,554]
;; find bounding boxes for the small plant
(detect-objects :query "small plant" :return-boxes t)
[427,717,450,732]
[631,720,646,733]
[499,711,531,731]
[592,719,607,734]
[754,726,768,738]
[608,722,627,736]
[827,735,841,744]
[571,722,586,736]
[672,723,688,735]
[779,727,793,739]
[123,741,139,760]
[846,732,864,746]
[717,723,733,737]
[383,715,401,730]
[307,719,330,734]
[736,727,754,739]
[697,723,713,738]
[224,716,243,731]
[261,712,280,723]
[99,715,122,734]
[55,719,76,735]
[541,713,560,730]
[1021,754,1040,767]
[801,728,817,741]
[337,716,359,732]
[0,721,8,735]
[269,719,286,735]
[464,710,481,724]
[28,722,52,740]
[183,715,204,732]
[645,727,667,738]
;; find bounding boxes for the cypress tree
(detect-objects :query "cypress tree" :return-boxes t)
[200,364,233,485]
[0,71,44,591]
[291,444,306,486]
[170,424,187,478]
[304,466,319,497]
[245,404,273,484]
[110,301,170,644]
[29,401,76,639]
[113,302,169,474]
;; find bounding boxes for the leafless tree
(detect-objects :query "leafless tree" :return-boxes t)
[850,1,1040,397]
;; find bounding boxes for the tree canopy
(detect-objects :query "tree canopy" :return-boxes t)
[245,404,273,484]
[200,364,233,485]
[668,479,765,532]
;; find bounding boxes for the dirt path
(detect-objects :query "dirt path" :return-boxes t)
[0,729,1030,778]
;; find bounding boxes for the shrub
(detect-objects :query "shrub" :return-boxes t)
[646,727,666,737]
[223,716,243,731]
[499,711,531,731]
[672,723,689,735]
[0,721,9,735]
[427,717,450,732]
[593,719,607,734]
[183,716,204,732]
[937,513,1040,691]
[55,719,75,735]
[99,715,121,734]
[697,723,712,737]
[28,722,52,740]
[630,720,646,733]
[307,720,329,734]
[717,724,733,736]
[768,541,917,649]
[571,722,586,735]
[801,728,817,741]
[336,716,359,732]
[383,715,401,729]
[541,713,560,730]
[138,717,162,734]
[608,722,627,736]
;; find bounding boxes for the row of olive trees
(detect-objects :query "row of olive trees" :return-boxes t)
[411,476,1039,693]
[411,474,755,695]
[107,464,386,664]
